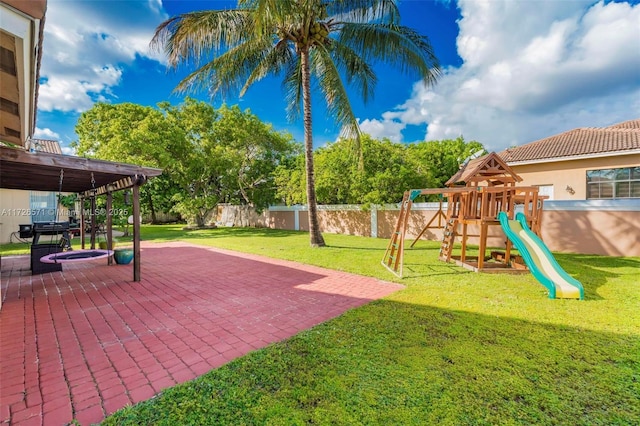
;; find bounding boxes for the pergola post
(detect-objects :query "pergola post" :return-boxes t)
[106,190,113,265]
[133,182,141,282]
[90,196,96,249]
[80,196,86,250]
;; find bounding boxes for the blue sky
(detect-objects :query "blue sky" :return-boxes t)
[35,0,640,155]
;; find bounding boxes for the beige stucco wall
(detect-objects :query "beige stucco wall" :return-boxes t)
[541,209,640,256]
[259,203,640,257]
[509,154,640,200]
[319,210,371,237]
[0,188,30,243]
[269,211,296,230]
[377,209,446,240]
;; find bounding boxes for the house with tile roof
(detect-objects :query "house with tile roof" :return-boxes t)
[496,119,639,257]
[499,119,640,200]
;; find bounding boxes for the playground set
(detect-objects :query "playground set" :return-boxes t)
[382,152,584,300]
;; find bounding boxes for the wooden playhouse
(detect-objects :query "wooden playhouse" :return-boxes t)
[382,152,545,277]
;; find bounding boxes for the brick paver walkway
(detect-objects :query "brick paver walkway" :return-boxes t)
[0,241,403,425]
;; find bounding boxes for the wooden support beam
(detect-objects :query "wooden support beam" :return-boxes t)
[90,196,96,249]
[106,191,113,265]
[410,200,447,248]
[478,222,488,270]
[461,223,468,263]
[80,197,85,250]
[86,176,135,197]
[133,184,141,282]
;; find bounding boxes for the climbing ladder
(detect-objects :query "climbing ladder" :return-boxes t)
[381,190,420,277]
[439,218,458,262]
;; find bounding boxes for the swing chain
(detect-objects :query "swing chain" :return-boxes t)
[90,172,97,196]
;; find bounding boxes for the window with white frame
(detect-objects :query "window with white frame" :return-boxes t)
[586,167,640,199]
[536,185,554,200]
[30,191,58,222]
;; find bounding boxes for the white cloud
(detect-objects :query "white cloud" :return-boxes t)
[61,146,77,156]
[33,127,60,140]
[38,0,168,113]
[362,0,640,151]
[359,116,406,142]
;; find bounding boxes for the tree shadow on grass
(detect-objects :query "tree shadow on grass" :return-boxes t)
[554,253,640,300]
[102,300,640,426]
[398,245,471,278]
[400,243,637,300]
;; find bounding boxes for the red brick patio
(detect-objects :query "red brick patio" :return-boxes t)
[0,241,403,425]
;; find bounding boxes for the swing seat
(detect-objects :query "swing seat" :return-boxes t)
[31,244,63,275]
[40,250,113,264]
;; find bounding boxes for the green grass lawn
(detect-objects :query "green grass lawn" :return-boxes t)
[4,225,639,424]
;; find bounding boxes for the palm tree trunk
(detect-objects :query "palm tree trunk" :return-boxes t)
[300,48,325,247]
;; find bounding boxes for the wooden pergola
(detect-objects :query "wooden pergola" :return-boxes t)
[0,146,162,281]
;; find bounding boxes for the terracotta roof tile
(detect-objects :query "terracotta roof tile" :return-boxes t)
[605,118,640,129]
[31,138,62,154]
[500,119,640,163]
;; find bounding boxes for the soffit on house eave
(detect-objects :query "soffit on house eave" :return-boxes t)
[0,0,45,143]
[1,0,46,20]
[505,149,640,167]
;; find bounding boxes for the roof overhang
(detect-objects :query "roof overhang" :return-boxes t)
[0,0,46,146]
[1,146,163,194]
[0,0,47,145]
[505,149,640,167]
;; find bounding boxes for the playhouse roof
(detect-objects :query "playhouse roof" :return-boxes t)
[445,152,522,187]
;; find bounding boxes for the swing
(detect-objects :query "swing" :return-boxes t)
[40,170,113,264]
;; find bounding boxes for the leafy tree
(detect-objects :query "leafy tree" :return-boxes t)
[141,175,183,223]
[408,137,485,190]
[274,136,485,205]
[73,102,184,222]
[151,0,440,246]
[160,100,296,226]
[350,136,430,205]
[273,153,306,206]
[211,104,298,210]
[74,100,295,227]
[73,102,180,167]
[274,135,430,205]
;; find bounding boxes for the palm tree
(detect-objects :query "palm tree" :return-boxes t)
[151,0,440,247]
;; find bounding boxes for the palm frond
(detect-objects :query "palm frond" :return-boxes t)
[328,0,400,25]
[240,40,297,96]
[282,57,303,122]
[338,22,440,85]
[310,45,360,140]
[240,0,310,34]
[150,10,252,68]
[174,37,273,97]
[328,41,377,104]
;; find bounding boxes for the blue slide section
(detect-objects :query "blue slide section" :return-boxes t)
[498,212,584,300]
